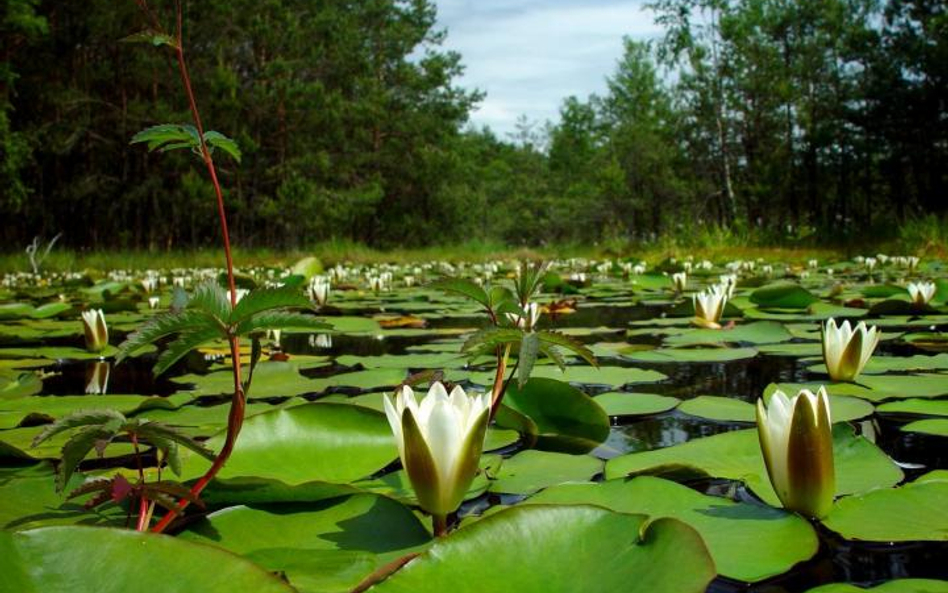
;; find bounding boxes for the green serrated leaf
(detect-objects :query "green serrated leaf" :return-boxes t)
[153,326,223,377]
[203,130,242,163]
[189,281,232,321]
[31,409,127,448]
[430,277,490,309]
[121,30,177,48]
[116,309,219,364]
[230,286,312,326]
[538,330,598,368]
[519,332,540,388]
[235,311,330,336]
[58,419,123,492]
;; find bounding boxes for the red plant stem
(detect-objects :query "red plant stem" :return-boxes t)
[131,433,149,532]
[149,3,244,533]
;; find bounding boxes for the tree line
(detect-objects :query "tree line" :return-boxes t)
[1,0,945,250]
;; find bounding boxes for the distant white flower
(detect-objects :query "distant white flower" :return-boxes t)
[506,302,541,331]
[808,259,818,269]
[693,284,728,329]
[81,309,108,353]
[310,276,331,307]
[907,281,936,307]
[148,296,160,310]
[671,272,687,292]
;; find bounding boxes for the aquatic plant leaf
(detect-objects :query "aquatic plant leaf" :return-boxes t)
[0,526,294,592]
[523,477,818,583]
[370,507,715,593]
[178,494,430,593]
[823,471,948,541]
[488,450,602,494]
[230,285,313,325]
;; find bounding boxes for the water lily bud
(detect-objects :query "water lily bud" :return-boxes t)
[148,296,160,309]
[808,259,818,269]
[384,383,490,524]
[822,318,879,382]
[907,281,936,307]
[671,272,687,292]
[693,285,727,329]
[81,309,109,353]
[756,386,835,519]
[310,276,331,307]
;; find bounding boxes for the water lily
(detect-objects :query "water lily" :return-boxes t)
[384,382,490,535]
[822,318,879,382]
[693,284,727,329]
[907,281,936,307]
[310,276,330,307]
[632,263,646,275]
[506,302,540,331]
[671,272,687,292]
[81,309,109,353]
[756,386,835,519]
[148,296,160,310]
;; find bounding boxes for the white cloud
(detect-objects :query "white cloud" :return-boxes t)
[435,0,662,135]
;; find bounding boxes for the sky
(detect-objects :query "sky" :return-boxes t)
[434,0,663,138]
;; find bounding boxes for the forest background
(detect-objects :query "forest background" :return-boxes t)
[1,0,946,256]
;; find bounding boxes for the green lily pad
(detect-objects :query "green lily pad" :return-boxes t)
[179,494,430,593]
[665,321,793,347]
[823,471,948,541]
[370,506,715,593]
[593,392,680,416]
[174,361,317,399]
[524,476,818,583]
[678,396,756,422]
[605,425,903,507]
[0,525,294,592]
[901,419,948,436]
[529,365,667,387]
[806,581,948,593]
[488,450,602,495]
[878,399,948,417]
[0,372,43,400]
[750,283,819,309]
[623,347,758,363]
[498,378,610,452]
[180,402,397,485]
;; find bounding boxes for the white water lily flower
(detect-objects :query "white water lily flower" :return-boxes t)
[148,296,160,310]
[808,259,818,269]
[822,318,880,382]
[693,285,728,329]
[756,386,835,519]
[506,302,541,331]
[384,383,491,522]
[906,256,920,272]
[310,276,331,307]
[81,309,108,353]
[632,263,646,275]
[907,281,936,307]
[864,257,877,271]
[671,272,687,292]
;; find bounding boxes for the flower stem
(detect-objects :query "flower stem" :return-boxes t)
[139,0,245,533]
[432,514,448,537]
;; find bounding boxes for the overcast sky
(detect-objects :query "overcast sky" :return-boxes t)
[434,0,662,138]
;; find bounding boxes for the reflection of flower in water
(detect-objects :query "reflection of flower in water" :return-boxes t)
[308,333,332,349]
[85,361,110,394]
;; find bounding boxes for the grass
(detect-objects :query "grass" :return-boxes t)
[0,237,921,275]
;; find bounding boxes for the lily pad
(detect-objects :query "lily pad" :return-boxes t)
[878,399,948,417]
[180,494,430,593]
[901,419,948,437]
[605,425,903,507]
[750,283,819,309]
[823,471,948,541]
[664,321,793,347]
[180,402,397,485]
[678,396,756,422]
[498,378,610,452]
[622,347,758,364]
[370,506,715,593]
[488,450,602,495]
[593,392,680,416]
[806,581,948,593]
[524,476,818,583]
